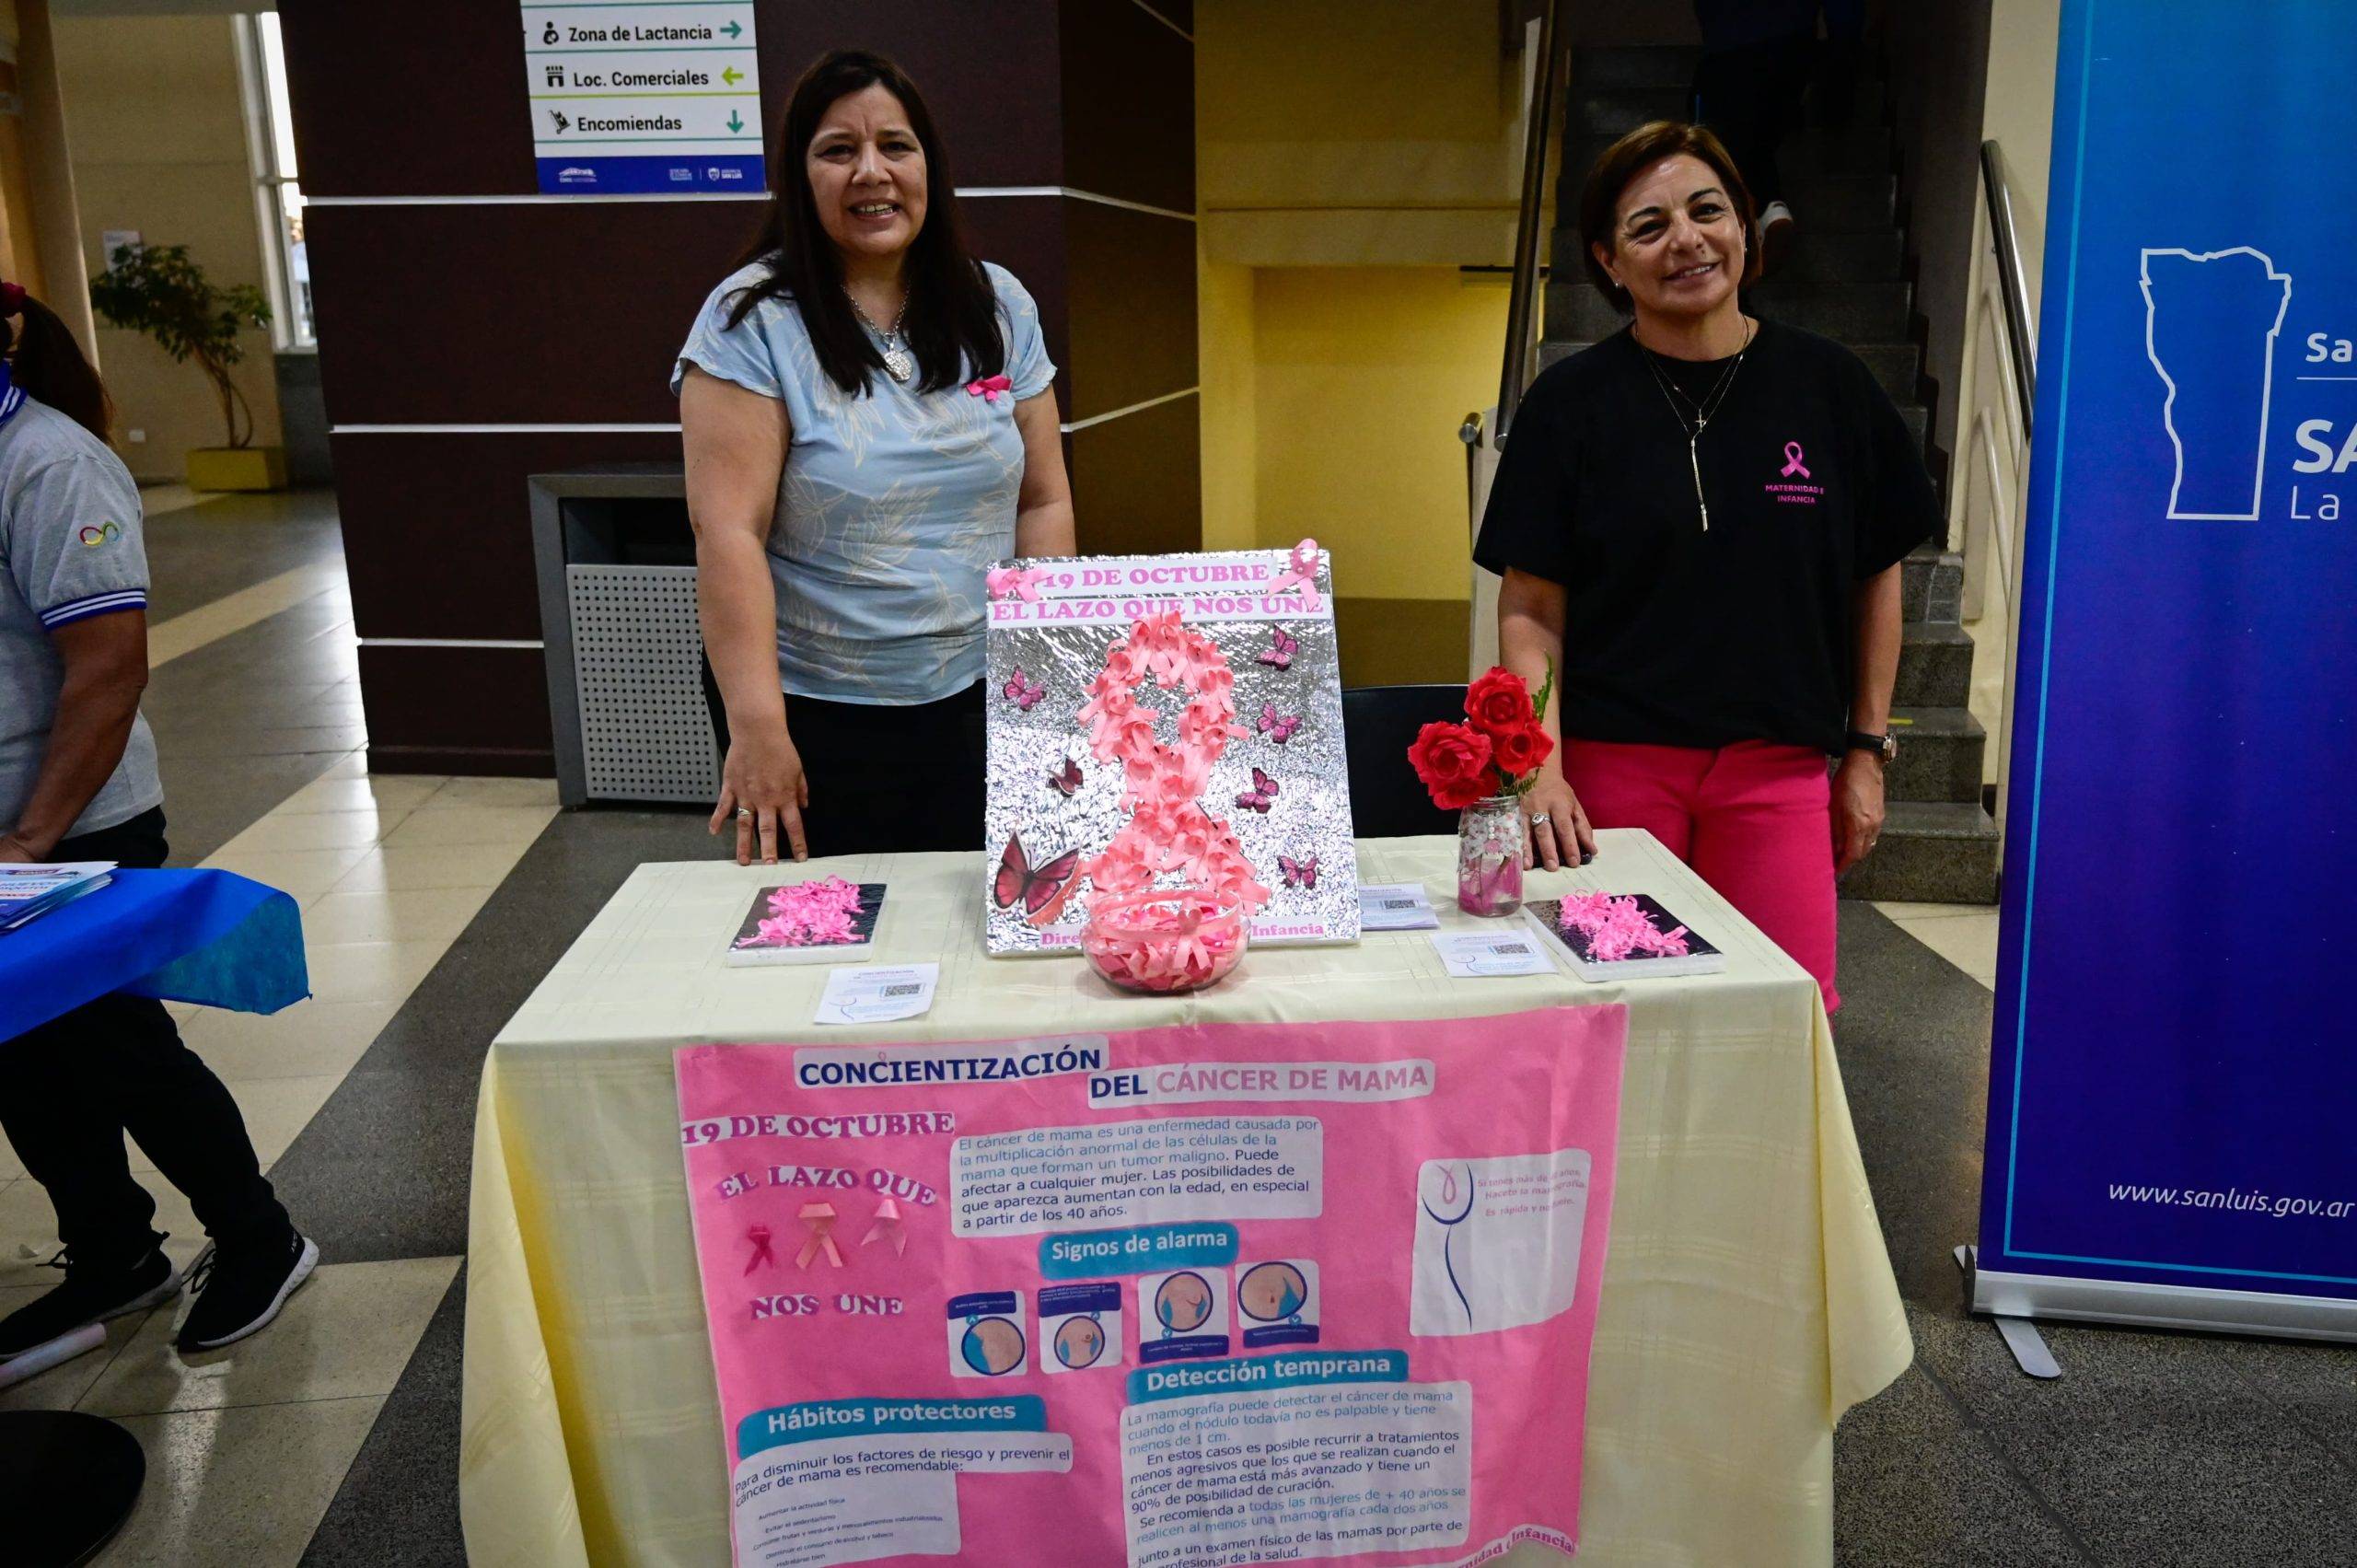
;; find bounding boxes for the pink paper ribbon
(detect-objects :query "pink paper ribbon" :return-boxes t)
[862,1197,910,1257]
[1270,537,1322,611]
[1781,441,1811,479]
[795,1202,844,1269]
[986,564,1048,603]
[967,373,1014,404]
[743,1224,775,1276]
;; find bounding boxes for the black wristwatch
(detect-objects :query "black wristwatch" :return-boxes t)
[1845,729,1898,764]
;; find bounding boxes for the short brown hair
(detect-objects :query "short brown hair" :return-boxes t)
[1577,121,1759,308]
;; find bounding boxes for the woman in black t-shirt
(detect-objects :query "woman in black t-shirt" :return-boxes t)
[1474,122,1937,1011]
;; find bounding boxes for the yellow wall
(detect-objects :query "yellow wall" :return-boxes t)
[1982,0,2058,319]
[1196,0,1532,268]
[1248,268,1504,603]
[53,14,280,481]
[1197,240,1258,553]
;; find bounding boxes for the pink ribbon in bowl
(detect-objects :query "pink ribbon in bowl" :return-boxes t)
[967,374,1014,405]
[1271,538,1322,611]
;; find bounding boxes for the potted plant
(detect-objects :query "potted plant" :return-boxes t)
[88,242,284,492]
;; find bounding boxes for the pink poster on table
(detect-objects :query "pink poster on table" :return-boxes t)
[676,1005,1627,1568]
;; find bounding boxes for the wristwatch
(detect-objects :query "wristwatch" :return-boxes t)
[1845,729,1898,764]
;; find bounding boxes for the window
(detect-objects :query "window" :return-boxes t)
[235,13,313,349]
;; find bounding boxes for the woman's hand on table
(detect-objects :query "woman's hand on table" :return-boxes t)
[1831,753,1886,874]
[711,722,809,865]
[1520,769,1596,871]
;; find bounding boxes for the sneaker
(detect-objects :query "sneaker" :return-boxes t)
[174,1229,319,1353]
[1759,201,1797,275]
[0,1246,180,1360]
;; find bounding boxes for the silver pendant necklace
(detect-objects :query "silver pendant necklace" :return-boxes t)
[1639,318,1754,531]
[845,289,913,384]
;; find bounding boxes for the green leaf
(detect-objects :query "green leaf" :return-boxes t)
[1530,654,1557,723]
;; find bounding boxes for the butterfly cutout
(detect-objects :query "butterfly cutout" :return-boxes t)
[1257,703,1302,744]
[1279,853,1318,890]
[993,833,1081,927]
[1235,768,1280,814]
[1047,758,1083,797]
[1002,668,1046,710]
[1257,629,1297,670]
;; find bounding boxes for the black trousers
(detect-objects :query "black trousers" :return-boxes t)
[702,662,987,857]
[0,807,290,1267]
[1691,32,1816,207]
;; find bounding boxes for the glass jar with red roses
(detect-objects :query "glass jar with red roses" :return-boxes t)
[1407,663,1555,917]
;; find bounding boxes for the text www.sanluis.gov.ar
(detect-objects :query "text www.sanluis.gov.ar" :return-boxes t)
[2107,1184,2355,1220]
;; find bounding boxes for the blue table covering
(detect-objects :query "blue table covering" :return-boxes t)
[0,869,308,1043]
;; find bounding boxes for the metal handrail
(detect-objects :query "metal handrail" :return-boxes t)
[1980,139,2037,439]
[1492,0,1567,447]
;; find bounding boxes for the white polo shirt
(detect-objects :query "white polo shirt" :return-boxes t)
[0,386,161,840]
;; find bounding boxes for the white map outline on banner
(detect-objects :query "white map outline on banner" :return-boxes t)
[2139,245,2293,522]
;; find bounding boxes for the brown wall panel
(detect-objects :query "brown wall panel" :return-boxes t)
[1061,0,1195,215]
[308,197,1067,425]
[1063,201,1197,418]
[332,430,682,642]
[1068,391,1201,556]
[358,645,553,775]
[278,0,1065,199]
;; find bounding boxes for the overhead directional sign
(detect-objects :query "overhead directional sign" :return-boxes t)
[520,3,763,195]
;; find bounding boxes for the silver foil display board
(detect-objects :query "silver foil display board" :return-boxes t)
[981,549,1363,957]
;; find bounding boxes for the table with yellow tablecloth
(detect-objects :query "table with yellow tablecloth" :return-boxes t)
[459,830,1910,1567]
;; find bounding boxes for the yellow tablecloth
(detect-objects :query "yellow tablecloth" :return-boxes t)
[460,830,1910,1567]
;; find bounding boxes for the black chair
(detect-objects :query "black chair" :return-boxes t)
[1341,683,1470,839]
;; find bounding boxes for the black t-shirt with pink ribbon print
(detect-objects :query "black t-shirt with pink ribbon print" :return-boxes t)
[1473,319,1938,755]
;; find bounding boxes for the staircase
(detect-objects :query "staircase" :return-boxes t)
[1539,43,2000,904]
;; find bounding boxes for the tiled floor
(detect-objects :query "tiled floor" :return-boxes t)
[4,487,2352,1565]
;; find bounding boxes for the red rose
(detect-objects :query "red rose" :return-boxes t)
[1488,718,1555,782]
[1408,721,1497,811]
[1464,667,1536,741]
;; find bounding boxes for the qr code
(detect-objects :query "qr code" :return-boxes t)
[1381,898,1419,910]
[1489,942,1532,957]
[882,983,923,998]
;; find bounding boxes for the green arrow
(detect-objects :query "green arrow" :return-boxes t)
[721,20,742,39]
[727,110,744,133]
[721,66,743,86]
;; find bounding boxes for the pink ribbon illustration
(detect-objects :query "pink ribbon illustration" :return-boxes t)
[1781,441,1811,479]
[862,1197,910,1257]
[795,1202,844,1270]
[1270,537,1322,611]
[967,373,1014,404]
[986,564,1047,603]
[743,1224,775,1276]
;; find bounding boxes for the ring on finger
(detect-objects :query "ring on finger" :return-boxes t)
[737,807,753,821]
[1529,812,1551,827]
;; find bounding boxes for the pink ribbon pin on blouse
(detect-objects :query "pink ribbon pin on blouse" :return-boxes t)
[1271,538,1322,611]
[795,1202,844,1269]
[967,374,1014,405]
[862,1197,910,1257]
[986,564,1047,603]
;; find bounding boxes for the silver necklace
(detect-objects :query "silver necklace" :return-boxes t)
[845,290,913,384]
[1639,318,1754,531]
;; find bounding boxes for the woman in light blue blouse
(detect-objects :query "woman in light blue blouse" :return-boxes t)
[676,50,1074,864]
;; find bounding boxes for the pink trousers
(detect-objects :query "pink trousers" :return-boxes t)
[1563,738,1841,1011]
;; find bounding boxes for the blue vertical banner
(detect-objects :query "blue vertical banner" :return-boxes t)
[1977,0,2357,1336]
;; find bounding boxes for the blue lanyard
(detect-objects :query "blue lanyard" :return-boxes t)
[0,363,23,430]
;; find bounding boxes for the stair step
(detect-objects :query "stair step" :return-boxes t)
[1559,124,1896,204]
[1570,45,1700,91]
[1838,801,2001,904]
[1572,81,1887,141]
[1901,549,1964,623]
[1887,703,1985,804]
[1768,175,1898,231]
[1897,621,1974,707]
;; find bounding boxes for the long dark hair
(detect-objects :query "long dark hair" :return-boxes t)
[726,50,1004,397]
[1,287,113,441]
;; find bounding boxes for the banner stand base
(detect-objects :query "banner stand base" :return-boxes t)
[1964,1248,2357,1344]
[1956,1246,2061,1378]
